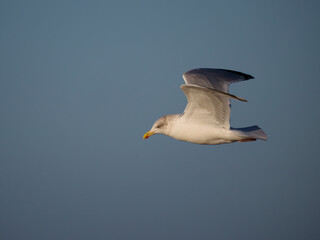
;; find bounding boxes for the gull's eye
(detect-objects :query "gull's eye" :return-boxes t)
[156,123,164,128]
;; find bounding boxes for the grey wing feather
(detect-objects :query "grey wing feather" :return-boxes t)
[183,68,254,93]
[180,84,232,129]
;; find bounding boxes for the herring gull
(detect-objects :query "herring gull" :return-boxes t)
[143,68,267,145]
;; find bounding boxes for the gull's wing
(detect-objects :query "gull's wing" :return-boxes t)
[183,68,254,93]
[180,84,246,129]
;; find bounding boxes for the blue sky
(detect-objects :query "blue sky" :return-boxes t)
[1,0,320,239]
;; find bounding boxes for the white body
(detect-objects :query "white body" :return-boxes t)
[165,116,248,145]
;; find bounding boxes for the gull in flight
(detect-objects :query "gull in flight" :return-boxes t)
[143,68,267,145]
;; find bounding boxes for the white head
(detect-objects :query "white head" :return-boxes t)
[143,114,180,139]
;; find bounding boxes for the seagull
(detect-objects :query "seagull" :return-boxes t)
[143,68,267,145]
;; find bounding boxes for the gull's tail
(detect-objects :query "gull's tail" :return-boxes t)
[233,125,268,141]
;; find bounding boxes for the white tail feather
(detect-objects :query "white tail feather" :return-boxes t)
[234,125,268,141]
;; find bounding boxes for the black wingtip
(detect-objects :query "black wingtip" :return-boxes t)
[223,69,254,80]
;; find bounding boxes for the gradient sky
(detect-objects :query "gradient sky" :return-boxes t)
[1,0,320,239]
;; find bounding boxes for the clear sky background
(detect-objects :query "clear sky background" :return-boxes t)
[1,0,320,239]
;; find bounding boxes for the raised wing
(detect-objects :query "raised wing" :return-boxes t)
[180,84,242,129]
[183,68,254,93]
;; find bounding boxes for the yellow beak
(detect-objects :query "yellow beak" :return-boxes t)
[143,131,155,140]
